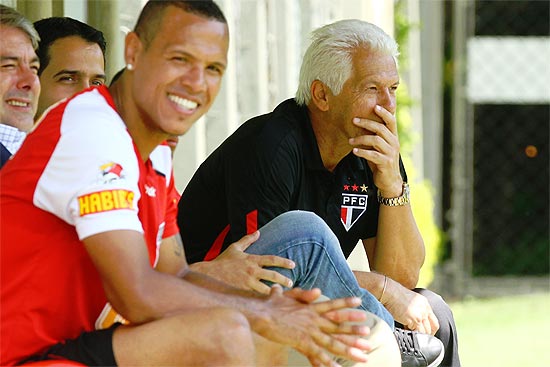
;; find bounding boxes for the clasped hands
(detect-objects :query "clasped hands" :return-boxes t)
[195,231,373,366]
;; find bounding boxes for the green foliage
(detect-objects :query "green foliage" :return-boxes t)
[406,156,443,287]
[394,0,443,287]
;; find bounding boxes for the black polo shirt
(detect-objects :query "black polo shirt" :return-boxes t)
[178,98,407,263]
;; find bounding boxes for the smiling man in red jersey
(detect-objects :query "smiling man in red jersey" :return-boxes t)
[0,1,373,366]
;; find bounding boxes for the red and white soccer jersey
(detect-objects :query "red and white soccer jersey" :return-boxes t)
[0,86,178,365]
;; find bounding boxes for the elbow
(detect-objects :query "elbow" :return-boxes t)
[391,255,423,289]
[103,280,163,324]
[404,258,425,289]
[400,271,420,290]
[382,266,420,289]
[115,299,158,324]
[402,238,426,289]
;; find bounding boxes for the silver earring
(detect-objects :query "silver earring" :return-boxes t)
[126,63,134,70]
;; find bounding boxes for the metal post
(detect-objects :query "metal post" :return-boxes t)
[52,0,63,17]
[450,0,475,298]
[17,0,51,22]
[87,0,123,82]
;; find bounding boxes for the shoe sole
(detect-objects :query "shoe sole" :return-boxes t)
[426,338,445,367]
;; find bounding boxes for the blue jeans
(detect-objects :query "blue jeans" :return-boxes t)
[245,210,394,328]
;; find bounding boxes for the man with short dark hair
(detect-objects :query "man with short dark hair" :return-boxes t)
[0,4,40,168]
[1,2,375,366]
[33,16,106,119]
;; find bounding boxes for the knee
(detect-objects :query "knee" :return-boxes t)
[282,210,339,245]
[210,308,254,347]
[279,210,327,230]
[196,308,255,362]
[364,312,401,367]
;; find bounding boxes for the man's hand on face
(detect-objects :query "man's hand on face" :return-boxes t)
[349,105,403,197]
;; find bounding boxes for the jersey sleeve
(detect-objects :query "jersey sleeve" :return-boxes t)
[33,90,143,240]
[149,143,180,240]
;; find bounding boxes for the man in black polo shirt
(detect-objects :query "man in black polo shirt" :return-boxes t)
[178,19,458,367]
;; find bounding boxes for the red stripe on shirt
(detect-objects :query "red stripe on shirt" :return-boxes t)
[204,224,230,261]
[246,210,258,234]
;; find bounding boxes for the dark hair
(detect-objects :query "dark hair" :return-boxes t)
[134,0,226,48]
[33,17,107,75]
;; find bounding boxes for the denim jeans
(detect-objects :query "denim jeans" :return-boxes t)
[245,210,394,328]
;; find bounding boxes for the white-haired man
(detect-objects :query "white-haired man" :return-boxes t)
[178,19,459,367]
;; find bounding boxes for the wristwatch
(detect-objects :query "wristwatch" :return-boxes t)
[377,182,410,206]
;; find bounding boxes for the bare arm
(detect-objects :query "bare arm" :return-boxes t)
[155,235,186,276]
[350,105,425,288]
[363,205,425,288]
[353,268,438,335]
[84,230,371,365]
[157,234,274,296]
[84,230,261,323]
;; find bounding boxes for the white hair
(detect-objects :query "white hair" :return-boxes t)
[295,19,399,106]
[0,4,40,50]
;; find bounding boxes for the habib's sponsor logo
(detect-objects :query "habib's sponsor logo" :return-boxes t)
[78,189,135,216]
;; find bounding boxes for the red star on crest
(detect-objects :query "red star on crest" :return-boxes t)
[343,184,350,191]
[352,184,359,192]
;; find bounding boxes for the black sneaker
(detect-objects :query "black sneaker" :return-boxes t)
[394,328,444,367]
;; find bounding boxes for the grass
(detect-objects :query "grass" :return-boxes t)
[449,292,550,367]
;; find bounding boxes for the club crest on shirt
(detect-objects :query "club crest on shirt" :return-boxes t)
[100,162,125,183]
[340,184,368,231]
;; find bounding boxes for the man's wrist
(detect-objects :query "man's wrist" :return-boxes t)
[378,275,388,303]
[189,261,210,276]
[377,181,404,198]
[377,182,410,206]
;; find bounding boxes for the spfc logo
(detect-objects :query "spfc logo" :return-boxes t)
[340,193,368,231]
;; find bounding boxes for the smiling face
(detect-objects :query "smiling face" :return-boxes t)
[327,47,399,139]
[0,25,40,132]
[37,35,105,118]
[127,6,229,140]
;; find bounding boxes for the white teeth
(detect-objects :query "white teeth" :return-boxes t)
[7,100,29,107]
[168,94,198,110]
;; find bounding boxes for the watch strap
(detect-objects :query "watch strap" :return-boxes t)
[377,183,410,206]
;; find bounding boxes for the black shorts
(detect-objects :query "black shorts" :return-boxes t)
[21,323,120,366]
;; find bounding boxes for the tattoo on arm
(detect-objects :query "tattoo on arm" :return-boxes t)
[174,234,185,257]
[173,239,184,257]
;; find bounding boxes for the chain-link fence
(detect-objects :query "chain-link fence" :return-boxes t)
[472,104,549,275]
[455,0,549,279]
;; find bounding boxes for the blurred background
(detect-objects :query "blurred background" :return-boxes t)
[3,0,549,365]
